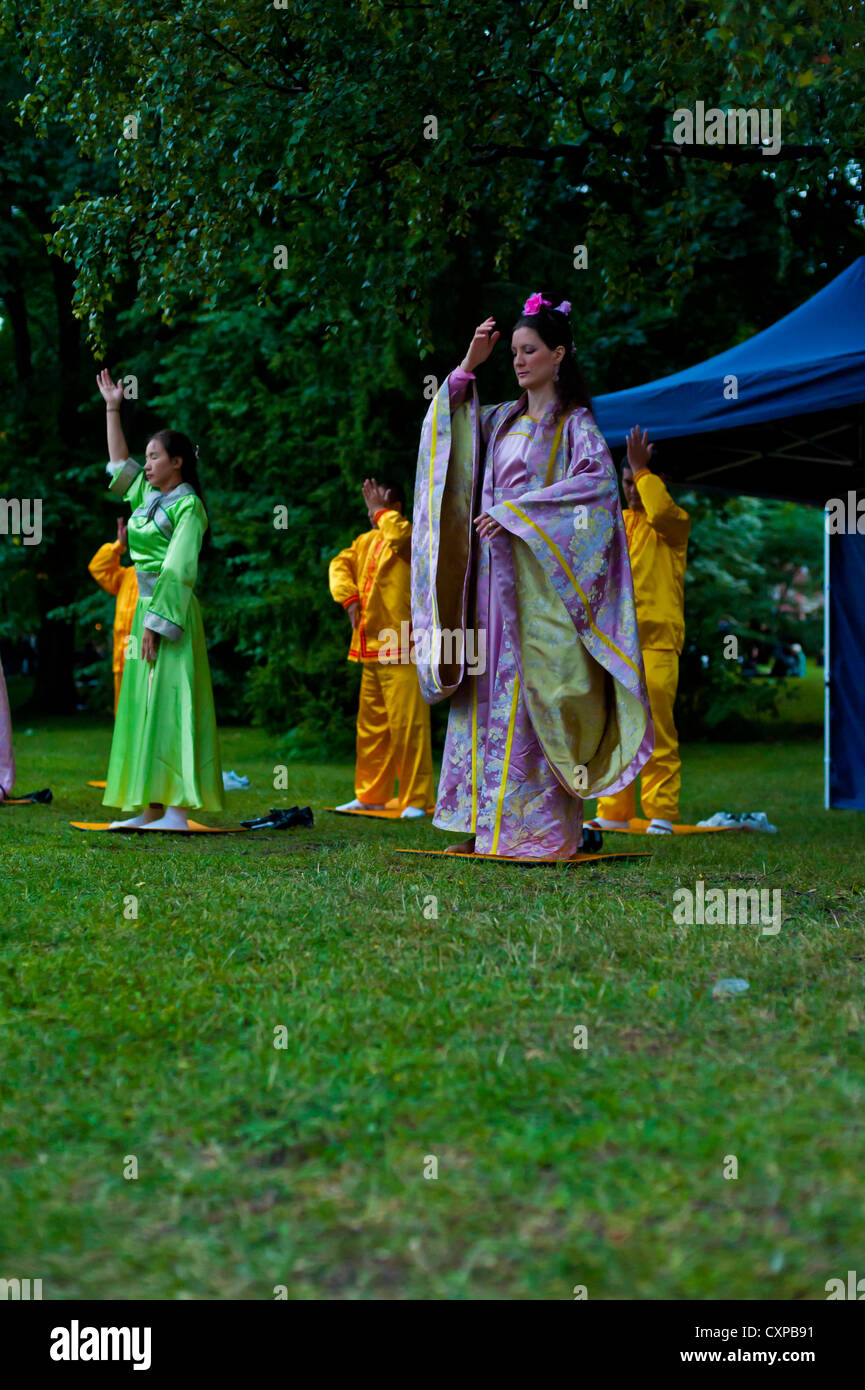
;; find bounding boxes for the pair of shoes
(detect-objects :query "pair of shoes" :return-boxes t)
[646,818,674,835]
[696,811,778,833]
[335,798,385,811]
[240,806,313,830]
[223,770,250,790]
[579,826,604,853]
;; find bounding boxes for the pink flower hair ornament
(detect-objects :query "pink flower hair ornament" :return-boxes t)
[522,292,550,315]
[522,292,571,317]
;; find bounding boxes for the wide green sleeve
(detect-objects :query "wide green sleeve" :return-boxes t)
[142,496,206,641]
[107,458,150,511]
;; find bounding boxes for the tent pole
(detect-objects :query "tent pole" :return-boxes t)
[823,508,831,811]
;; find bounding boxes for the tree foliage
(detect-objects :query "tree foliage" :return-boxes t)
[1,0,860,736]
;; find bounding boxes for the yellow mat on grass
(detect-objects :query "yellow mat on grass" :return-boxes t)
[325,806,433,819]
[595,819,731,834]
[395,848,650,865]
[70,821,242,834]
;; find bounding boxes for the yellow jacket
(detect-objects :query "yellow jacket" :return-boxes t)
[624,469,690,653]
[329,508,413,662]
[88,541,139,673]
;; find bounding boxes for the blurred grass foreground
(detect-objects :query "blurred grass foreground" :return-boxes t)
[0,720,862,1299]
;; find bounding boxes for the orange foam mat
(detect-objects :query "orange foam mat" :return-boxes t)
[87,780,107,788]
[593,819,730,835]
[70,821,242,834]
[395,848,651,865]
[325,807,433,819]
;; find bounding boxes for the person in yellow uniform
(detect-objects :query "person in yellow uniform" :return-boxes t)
[590,426,690,834]
[88,517,139,714]
[329,477,434,819]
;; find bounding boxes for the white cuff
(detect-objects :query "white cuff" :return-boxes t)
[143,610,183,642]
[107,458,141,494]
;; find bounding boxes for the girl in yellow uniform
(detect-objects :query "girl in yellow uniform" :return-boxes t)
[88,518,139,714]
[591,426,690,834]
[329,478,434,818]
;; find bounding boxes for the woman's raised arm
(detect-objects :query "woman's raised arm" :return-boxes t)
[460,316,500,374]
[96,369,129,462]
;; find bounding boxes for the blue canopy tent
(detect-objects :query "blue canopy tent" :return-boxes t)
[591,258,865,810]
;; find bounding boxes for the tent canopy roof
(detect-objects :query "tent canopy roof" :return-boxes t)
[592,258,865,505]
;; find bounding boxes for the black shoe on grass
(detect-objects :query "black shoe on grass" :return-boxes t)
[241,806,313,831]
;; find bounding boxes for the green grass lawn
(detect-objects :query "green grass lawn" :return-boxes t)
[1,720,863,1300]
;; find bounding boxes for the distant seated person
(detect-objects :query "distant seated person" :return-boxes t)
[328,477,434,819]
[588,427,690,835]
[741,646,759,677]
[88,517,139,714]
[771,641,806,678]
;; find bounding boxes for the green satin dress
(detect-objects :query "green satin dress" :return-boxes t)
[103,459,225,813]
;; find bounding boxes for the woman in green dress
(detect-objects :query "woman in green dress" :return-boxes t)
[96,369,224,829]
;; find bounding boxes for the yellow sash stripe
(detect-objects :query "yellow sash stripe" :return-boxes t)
[428,392,442,691]
[491,675,521,855]
[544,415,567,486]
[502,502,641,679]
[471,674,478,833]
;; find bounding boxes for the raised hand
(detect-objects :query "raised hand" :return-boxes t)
[461,317,501,373]
[362,477,394,518]
[97,368,123,408]
[626,426,654,471]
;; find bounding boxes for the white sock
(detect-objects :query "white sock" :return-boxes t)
[144,806,189,831]
[647,818,674,835]
[400,806,427,819]
[336,798,386,811]
[110,807,162,829]
[590,816,630,830]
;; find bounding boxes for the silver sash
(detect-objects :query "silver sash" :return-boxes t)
[136,570,159,597]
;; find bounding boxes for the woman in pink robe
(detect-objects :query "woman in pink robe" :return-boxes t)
[0,654,15,802]
[411,293,653,859]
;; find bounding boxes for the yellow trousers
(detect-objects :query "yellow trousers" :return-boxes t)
[355,663,435,811]
[596,648,682,822]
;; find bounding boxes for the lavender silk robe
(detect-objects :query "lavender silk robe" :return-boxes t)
[0,655,15,801]
[411,369,654,858]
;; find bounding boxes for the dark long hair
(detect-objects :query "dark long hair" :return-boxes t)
[149,429,211,549]
[512,298,592,420]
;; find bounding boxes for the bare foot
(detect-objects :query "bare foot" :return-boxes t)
[444,836,476,855]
